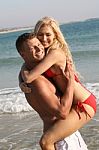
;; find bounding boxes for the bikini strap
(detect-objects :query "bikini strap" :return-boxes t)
[74,101,91,119]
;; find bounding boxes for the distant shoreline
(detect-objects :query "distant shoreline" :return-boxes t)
[0,27,33,34]
[0,17,98,35]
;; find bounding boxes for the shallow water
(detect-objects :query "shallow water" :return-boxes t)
[80,106,99,150]
[0,112,42,150]
[0,107,99,150]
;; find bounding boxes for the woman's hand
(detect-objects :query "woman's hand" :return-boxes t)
[65,58,74,80]
[60,58,74,81]
[19,82,31,93]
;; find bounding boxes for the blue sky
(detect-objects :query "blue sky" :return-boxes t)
[0,0,99,29]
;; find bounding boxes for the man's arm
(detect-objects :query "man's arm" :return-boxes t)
[25,75,67,120]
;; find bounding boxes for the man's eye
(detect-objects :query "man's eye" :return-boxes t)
[38,43,40,46]
[38,34,42,36]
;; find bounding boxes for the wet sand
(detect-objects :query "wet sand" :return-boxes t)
[0,107,99,150]
[80,106,99,150]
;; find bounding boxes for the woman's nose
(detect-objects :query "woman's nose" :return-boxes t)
[42,35,47,41]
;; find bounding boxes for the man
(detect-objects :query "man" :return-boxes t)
[16,33,88,149]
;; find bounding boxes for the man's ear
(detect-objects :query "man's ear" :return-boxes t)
[20,52,25,58]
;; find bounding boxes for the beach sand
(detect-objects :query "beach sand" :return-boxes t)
[80,106,99,150]
[0,107,99,150]
[0,112,42,150]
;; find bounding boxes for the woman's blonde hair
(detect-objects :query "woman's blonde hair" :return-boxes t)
[33,16,77,74]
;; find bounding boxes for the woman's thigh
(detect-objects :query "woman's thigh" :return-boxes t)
[42,108,92,143]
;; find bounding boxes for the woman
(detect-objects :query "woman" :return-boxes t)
[18,17,96,149]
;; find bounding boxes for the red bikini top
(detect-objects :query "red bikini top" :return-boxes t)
[43,68,80,82]
[43,68,61,78]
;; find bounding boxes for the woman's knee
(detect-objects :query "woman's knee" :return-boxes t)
[39,133,54,149]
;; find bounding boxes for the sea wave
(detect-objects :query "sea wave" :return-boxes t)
[0,83,99,114]
[0,49,99,63]
[0,57,23,68]
[0,87,33,114]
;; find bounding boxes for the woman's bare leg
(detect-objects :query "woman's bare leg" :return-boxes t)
[40,107,94,150]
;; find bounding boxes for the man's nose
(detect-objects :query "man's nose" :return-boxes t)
[35,46,40,52]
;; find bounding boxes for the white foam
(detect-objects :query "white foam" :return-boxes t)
[85,82,99,104]
[0,83,99,114]
[0,87,32,113]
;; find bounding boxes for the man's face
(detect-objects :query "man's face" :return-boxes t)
[21,38,45,62]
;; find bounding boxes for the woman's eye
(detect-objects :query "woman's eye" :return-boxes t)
[46,34,51,36]
[47,33,50,36]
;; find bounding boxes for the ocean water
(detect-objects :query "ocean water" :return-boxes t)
[0,18,99,114]
[0,18,99,149]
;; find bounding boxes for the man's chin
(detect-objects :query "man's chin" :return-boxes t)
[35,57,43,62]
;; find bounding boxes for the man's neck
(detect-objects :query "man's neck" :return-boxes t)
[25,61,39,70]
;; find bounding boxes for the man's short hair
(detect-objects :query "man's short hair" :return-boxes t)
[16,32,35,53]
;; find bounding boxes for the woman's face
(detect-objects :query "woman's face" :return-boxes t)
[37,25,55,48]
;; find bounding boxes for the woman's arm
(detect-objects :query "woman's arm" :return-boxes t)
[59,62,74,118]
[51,61,74,118]
[21,50,62,83]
